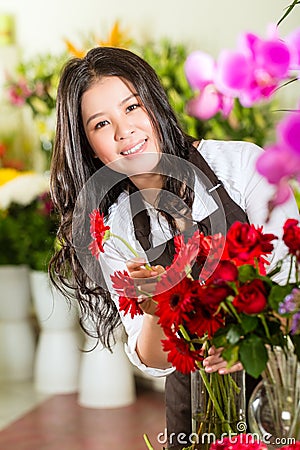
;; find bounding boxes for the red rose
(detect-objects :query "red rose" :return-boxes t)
[233,279,267,314]
[224,222,277,265]
[209,260,239,284]
[283,218,300,261]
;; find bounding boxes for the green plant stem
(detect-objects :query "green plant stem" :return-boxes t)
[195,366,233,435]
[110,233,152,270]
[224,300,242,324]
[181,327,235,436]
[143,434,154,450]
[258,314,271,340]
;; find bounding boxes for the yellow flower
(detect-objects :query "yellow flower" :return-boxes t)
[97,20,132,48]
[0,168,27,187]
[64,20,132,58]
[64,39,86,58]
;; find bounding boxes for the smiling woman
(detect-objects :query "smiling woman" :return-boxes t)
[49,46,299,450]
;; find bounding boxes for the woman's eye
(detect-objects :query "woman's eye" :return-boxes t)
[126,103,139,112]
[95,120,109,129]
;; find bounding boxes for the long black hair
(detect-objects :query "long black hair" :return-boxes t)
[49,46,196,349]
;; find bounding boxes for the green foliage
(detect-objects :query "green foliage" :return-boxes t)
[0,196,58,271]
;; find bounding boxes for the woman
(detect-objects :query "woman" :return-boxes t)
[49,46,299,449]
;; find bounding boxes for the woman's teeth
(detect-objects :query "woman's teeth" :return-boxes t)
[122,141,144,155]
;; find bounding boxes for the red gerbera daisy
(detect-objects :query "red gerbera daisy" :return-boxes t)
[187,302,224,338]
[118,295,143,319]
[88,209,110,257]
[162,333,203,374]
[154,275,199,330]
[111,270,143,318]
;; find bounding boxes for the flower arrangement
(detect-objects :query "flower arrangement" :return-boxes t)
[0,168,58,270]
[88,210,300,448]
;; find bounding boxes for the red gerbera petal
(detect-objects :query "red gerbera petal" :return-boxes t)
[162,334,202,374]
[111,270,143,318]
[154,276,199,330]
[118,295,143,319]
[88,209,110,257]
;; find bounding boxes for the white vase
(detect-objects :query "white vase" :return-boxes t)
[0,265,36,381]
[78,325,136,408]
[30,270,82,394]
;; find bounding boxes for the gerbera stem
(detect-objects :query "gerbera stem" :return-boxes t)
[143,434,154,450]
[110,233,152,270]
[195,364,233,435]
[179,326,233,435]
[258,313,271,340]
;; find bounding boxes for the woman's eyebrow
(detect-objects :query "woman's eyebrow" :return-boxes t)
[86,93,139,127]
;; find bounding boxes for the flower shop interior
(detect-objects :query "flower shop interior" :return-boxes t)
[0,1,299,449]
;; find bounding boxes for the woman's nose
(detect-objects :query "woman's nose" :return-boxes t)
[115,117,135,140]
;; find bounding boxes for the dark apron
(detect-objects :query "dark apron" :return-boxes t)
[130,146,257,449]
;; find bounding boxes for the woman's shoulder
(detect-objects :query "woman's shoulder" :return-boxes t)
[198,138,263,176]
[198,138,263,158]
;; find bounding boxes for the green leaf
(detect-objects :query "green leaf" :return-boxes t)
[268,284,294,310]
[240,314,259,334]
[238,264,258,283]
[239,335,268,378]
[226,325,242,345]
[222,345,239,367]
[212,327,229,348]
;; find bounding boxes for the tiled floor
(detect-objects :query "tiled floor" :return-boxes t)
[0,380,167,450]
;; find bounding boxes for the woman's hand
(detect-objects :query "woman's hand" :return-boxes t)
[203,346,243,374]
[126,258,165,315]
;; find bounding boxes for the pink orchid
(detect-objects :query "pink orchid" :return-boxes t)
[184,51,233,120]
[184,50,216,89]
[256,109,300,206]
[215,28,292,106]
[186,85,233,120]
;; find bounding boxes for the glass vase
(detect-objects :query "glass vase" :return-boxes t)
[191,368,246,449]
[248,341,300,448]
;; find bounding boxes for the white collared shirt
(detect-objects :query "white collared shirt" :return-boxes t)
[99,139,300,377]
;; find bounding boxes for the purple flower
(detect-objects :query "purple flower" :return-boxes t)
[279,293,296,314]
[291,311,300,335]
[279,289,300,334]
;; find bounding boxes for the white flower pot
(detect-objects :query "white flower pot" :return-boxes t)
[78,326,136,408]
[30,270,82,394]
[0,265,36,381]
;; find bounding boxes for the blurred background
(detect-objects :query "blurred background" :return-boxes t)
[0,1,299,449]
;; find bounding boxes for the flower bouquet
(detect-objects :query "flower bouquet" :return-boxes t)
[88,209,300,448]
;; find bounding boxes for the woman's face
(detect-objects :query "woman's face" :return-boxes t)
[81,76,161,177]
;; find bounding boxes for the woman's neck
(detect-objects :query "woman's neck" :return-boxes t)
[129,173,164,206]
